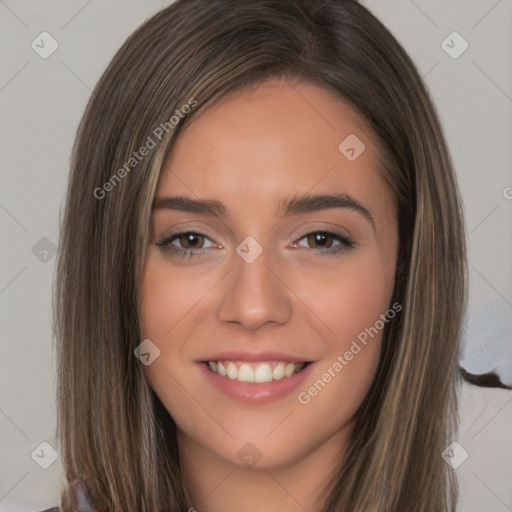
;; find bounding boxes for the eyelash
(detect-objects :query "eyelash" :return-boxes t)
[155,229,355,259]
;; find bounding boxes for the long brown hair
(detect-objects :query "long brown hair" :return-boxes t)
[54,0,467,510]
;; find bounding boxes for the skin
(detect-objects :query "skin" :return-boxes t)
[139,79,398,511]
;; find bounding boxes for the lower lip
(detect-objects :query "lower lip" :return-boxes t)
[198,362,315,403]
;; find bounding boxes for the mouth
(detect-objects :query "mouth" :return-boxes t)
[202,360,313,384]
[198,354,316,402]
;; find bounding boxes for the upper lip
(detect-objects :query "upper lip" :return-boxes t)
[198,351,312,363]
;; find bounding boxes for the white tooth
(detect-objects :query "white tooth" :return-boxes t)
[273,362,285,380]
[208,361,218,373]
[285,363,296,378]
[238,363,255,383]
[226,361,238,380]
[217,361,227,376]
[254,363,273,383]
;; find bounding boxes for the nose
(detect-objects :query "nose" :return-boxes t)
[216,248,293,330]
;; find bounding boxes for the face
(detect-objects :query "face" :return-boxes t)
[139,79,398,471]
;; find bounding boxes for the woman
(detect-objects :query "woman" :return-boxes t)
[53,0,467,510]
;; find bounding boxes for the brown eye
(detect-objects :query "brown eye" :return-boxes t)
[155,231,218,258]
[177,233,204,249]
[307,232,334,248]
[292,230,354,256]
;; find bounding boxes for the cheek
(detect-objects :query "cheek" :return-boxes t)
[299,252,394,391]
[138,259,197,431]
[301,251,396,350]
[139,253,218,339]
[138,258,188,381]
[138,254,225,417]
[295,261,393,429]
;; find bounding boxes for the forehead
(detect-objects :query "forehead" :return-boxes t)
[157,79,392,218]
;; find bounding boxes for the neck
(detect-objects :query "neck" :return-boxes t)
[177,421,353,512]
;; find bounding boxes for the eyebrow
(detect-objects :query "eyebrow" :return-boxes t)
[153,193,375,229]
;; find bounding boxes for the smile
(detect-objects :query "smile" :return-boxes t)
[205,360,310,383]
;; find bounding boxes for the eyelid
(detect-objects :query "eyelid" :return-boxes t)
[156,224,223,245]
[174,232,217,249]
[155,230,223,260]
[156,230,221,247]
[290,223,355,246]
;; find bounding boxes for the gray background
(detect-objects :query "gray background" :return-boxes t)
[0,1,511,511]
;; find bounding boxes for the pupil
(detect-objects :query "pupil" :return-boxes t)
[308,232,331,248]
[181,233,202,248]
